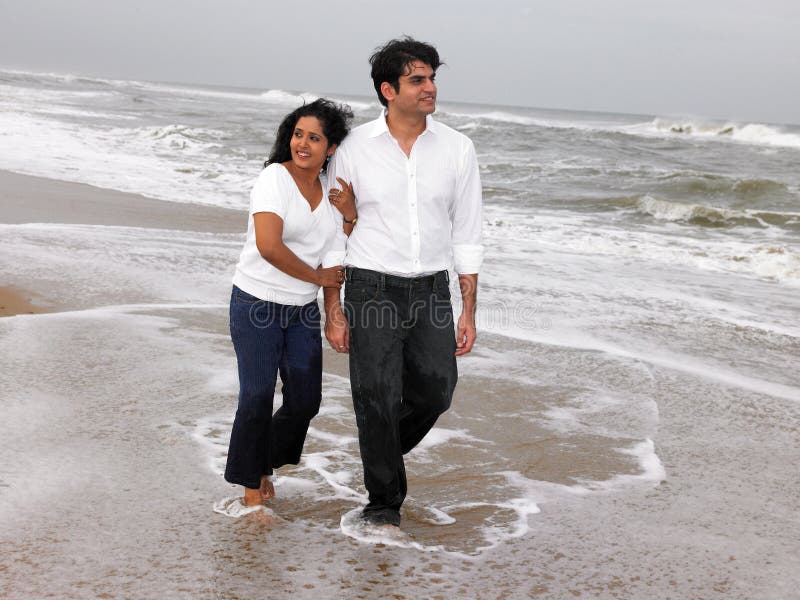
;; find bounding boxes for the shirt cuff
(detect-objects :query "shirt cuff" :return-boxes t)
[321,250,346,268]
[453,244,484,274]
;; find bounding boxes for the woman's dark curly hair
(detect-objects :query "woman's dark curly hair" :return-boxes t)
[265,98,353,172]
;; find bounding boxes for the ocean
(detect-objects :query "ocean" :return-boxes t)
[1,69,799,598]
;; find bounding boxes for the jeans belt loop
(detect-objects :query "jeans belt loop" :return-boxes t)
[380,274,386,291]
[345,267,352,282]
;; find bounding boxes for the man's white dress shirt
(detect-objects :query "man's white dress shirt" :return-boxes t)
[324,113,483,276]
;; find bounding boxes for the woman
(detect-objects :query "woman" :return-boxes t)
[224,98,356,508]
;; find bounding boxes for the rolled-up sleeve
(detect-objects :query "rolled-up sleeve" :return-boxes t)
[451,138,484,274]
[320,149,349,268]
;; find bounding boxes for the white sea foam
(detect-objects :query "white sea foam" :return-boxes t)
[213,496,278,519]
[260,89,320,105]
[573,439,666,491]
[440,107,614,133]
[135,81,272,104]
[635,118,800,149]
[483,323,800,403]
[483,204,800,286]
[433,440,662,552]
[31,106,139,120]
[441,472,543,551]
[405,503,457,526]
[413,427,483,451]
[302,453,366,502]
[340,508,441,550]
[0,67,152,89]
[636,195,765,225]
[0,82,121,103]
[439,107,800,151]
[192,412,234,476]
[0,223,240,308]
[0,112,253,208]
[306,426,357,446]
[541,392,660,440]
[444,110,543,126]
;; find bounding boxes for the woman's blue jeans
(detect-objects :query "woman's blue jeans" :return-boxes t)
[224,286,322,490]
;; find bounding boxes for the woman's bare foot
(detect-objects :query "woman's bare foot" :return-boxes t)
[242,486,263,506]
[260,475,275,500]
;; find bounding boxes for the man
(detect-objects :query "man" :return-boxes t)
[323,37,483,529]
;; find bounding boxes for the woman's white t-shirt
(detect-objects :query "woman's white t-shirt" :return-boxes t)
[232,163,339,306]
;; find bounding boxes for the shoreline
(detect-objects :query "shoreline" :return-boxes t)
[0,169,247,314]
[0,169,246,232]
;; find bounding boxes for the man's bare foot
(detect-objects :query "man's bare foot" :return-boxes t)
[243,486,263,506]
[260,475,275,500]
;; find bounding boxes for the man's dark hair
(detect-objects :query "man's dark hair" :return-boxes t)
[266,98,353,172]
[369,36,443,107]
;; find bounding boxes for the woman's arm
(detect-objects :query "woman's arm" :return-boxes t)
[254,212,343,288]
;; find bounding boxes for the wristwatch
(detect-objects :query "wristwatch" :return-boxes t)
[343,215,358,225]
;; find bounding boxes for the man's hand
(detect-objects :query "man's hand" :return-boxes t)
[455,310,476,356]
[455,273,478,356]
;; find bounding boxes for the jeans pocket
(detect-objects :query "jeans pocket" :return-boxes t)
[345,281,380,304]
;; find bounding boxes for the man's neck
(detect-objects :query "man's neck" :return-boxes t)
[385,109,428,154]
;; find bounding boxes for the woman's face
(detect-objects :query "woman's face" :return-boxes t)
[289,116,335,171]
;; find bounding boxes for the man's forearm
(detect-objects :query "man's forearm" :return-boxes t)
[458,273,478,317]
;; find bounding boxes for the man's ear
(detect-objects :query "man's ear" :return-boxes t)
[380,81,396,104]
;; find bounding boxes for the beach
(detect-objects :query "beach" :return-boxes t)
[2,169,799,599]
[2,69,800,599]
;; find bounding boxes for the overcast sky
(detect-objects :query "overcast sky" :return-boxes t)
[2,0,798,124]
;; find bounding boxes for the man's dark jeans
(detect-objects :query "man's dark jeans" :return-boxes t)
[344,267,458,526]
[224,286,322,490]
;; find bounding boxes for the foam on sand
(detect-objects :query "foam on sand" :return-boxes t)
[340,508,441,551]
[213,496,278,520]
[572,438,667,492]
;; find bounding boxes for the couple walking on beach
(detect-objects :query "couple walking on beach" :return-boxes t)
[223,36,483,531]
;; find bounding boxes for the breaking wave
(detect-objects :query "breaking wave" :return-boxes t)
[646,118,800,149]
[636,195,800,229]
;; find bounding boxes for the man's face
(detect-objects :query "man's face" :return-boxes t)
[388,61,437,117]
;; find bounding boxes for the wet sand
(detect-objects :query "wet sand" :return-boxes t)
[0,170,245,232]
[2,170,799,599]
[0,286,46,317]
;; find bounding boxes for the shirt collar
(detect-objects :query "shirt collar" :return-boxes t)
[367,110,438,138]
